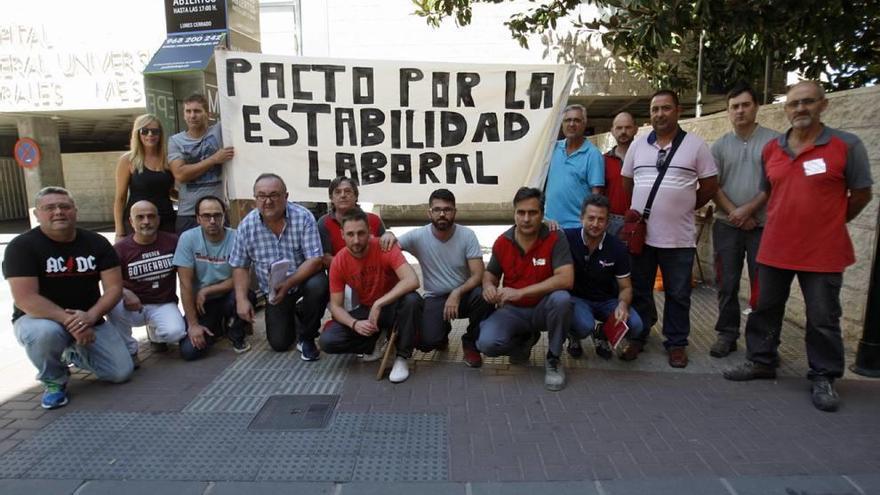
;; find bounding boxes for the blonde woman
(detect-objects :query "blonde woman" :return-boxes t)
[114,114,176,241]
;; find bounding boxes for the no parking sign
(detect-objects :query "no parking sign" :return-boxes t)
[14,138,41,169]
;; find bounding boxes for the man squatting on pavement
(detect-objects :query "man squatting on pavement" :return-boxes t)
[478,187,574,391]
[174,195,257,359]
[723,80,873,413]
[320,208,422,383]
[108,200,185,361]
[396,188,492,368]
[3,187,133,409]
[230,173,328,360]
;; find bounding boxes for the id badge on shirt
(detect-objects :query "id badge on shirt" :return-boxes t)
[803,158,827,176]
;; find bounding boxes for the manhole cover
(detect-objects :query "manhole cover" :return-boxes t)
[248,395,339,431]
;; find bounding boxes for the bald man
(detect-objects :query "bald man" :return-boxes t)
[108,200,185,361]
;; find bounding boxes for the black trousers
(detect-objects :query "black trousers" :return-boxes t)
[264,271,329,352]
[319,292,422,359]
[745,264,844,380]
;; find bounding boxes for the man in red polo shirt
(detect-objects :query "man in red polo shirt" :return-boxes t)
[723,81,873,413]
[602,111,637,236]
[477,187,574,391]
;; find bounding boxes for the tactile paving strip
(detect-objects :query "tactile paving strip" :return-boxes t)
[0,411,447,482]
[184,339,353,413]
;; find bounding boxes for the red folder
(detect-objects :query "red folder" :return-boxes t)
[602,319,630,350]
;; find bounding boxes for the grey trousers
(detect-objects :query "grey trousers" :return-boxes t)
[712,222,762,341]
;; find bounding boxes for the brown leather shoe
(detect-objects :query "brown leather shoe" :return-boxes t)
[668,347,688,368]
[619,340,643,361]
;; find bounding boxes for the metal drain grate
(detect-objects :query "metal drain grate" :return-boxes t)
[249,394,339,431]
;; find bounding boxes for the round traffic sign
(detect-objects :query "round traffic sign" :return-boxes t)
[14,138,41,169]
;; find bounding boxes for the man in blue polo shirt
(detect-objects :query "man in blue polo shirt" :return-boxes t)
[564,194,644,361]
[545,104,605,228]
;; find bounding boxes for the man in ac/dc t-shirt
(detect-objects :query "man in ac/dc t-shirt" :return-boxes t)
[108,200,185,358]
[319,208,422,384]
[3,187,133,410]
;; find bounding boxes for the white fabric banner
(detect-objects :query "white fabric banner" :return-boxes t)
[216,51,575,204]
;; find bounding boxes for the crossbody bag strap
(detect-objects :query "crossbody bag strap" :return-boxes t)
[643,128,687,220]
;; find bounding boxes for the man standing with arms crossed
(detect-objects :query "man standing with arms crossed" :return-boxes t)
[168,94,234,233]
[545,104,605,228]
[621,89,718,368]
[709,84,780,358]
[724,81,873,412]
[397,189,491,368]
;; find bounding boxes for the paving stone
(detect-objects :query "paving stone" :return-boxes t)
[75,480,208,495]
[341,482,465,495]
[0,401,40,411]
[726,475,862,495]
[471,481,599,495]
[599,477,729,494]
[208,482,336,494]
[6,417,56,430]
[0,479,83,495]
[1,409,47,420]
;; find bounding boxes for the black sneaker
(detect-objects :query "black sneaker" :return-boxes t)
[594,338,613,360]
[566,337,584,359]
[297,339,320,361]
[811,378,839,412]
[231,337,251,354]
[509,332,539,365]
[709,338,737,358]
[723,361,776,381]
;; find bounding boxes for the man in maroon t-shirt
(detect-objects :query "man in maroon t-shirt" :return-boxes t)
[477,187,574,391]
[319,208,422,383]
[108,200,185,360]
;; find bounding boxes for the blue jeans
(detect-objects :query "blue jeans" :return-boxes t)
[13,316,134,386]
[570,297,644,341]
[630,245,695,349]
[476,290,571,358]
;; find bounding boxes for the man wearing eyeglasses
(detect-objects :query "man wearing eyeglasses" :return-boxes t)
[3,187,133,409]
[109,200,185,361]
[708,84,780,358]
[169,93,235,233]
[229,174,327,360]
[724,81,873,413]
[621,89,718,368]
[544,104,605,229]
[397,188,491,368]
[173,195,255,359]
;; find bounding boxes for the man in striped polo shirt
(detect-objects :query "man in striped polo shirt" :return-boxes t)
[621,90,719,368]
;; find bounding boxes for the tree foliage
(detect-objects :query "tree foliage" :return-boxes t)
[412,0,879,93]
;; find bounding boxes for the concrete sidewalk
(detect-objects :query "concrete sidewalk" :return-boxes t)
[1,226,879,494]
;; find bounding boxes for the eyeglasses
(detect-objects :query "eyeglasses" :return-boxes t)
[563,118,584,124]
[430,207,455,215]
[139,127,162,136]
[655,149,669,170]
[784,97,821,109]
[198,213,224,222]
[38,203,74,213]
[255,192,283,202]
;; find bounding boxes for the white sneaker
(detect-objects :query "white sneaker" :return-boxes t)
[389,357,409,383]
[360,339,386,363]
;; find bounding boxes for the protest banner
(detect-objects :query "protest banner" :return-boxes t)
[216,51,574,204]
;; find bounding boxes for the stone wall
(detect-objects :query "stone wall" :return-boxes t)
[592,86,880,341]
[61,152,120,224]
